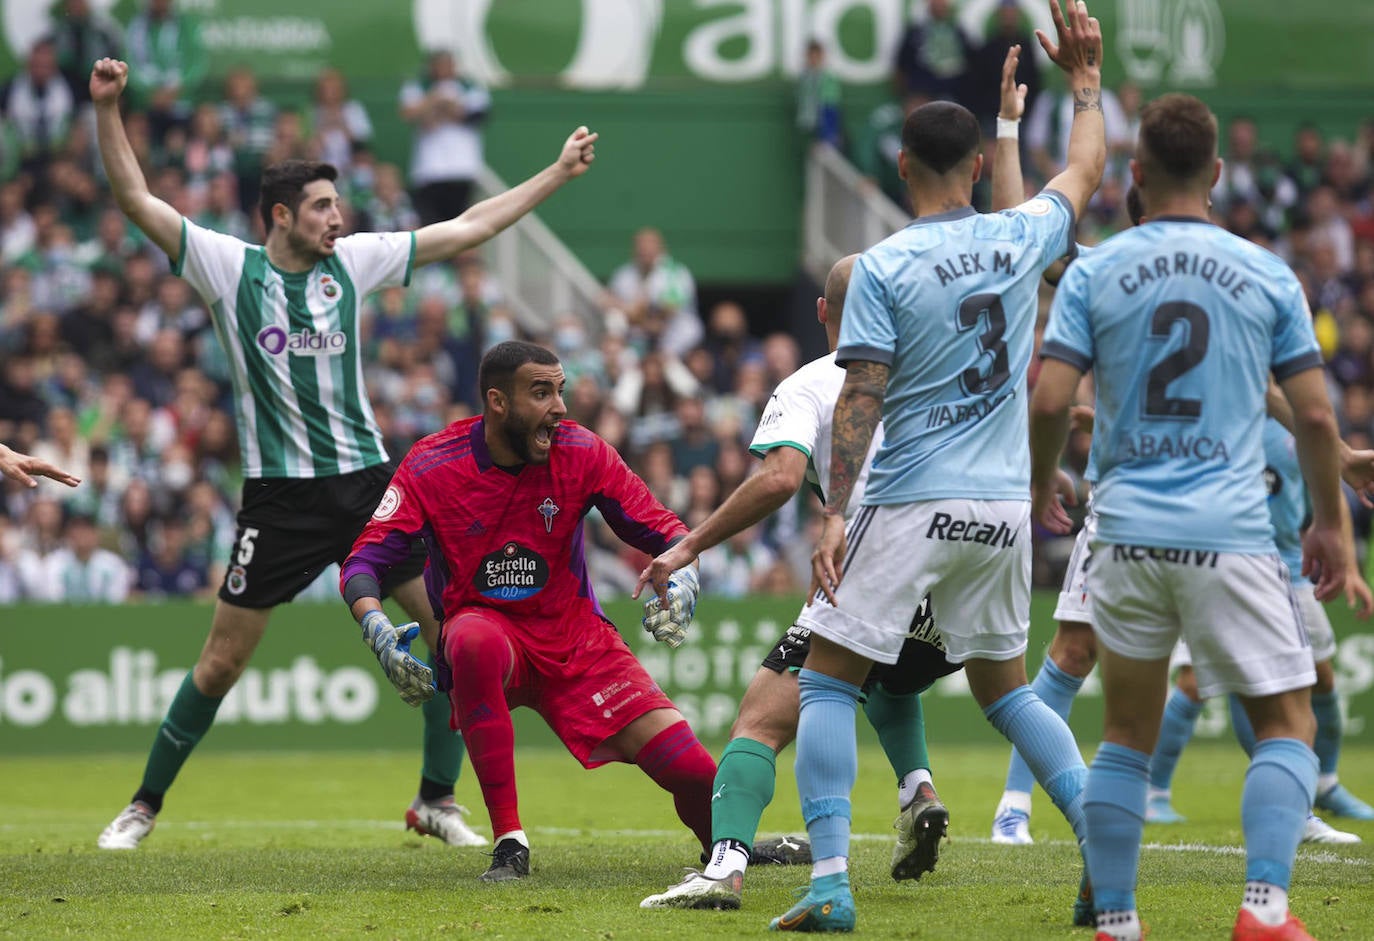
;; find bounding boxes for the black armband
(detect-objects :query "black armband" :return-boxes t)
[342,573,382,608]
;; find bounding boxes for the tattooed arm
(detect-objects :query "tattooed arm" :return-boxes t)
[1035,0,1106,219]
[811,360,888,605]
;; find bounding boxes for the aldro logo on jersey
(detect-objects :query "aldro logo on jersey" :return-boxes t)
[473,542,550,601]
[256,325,347,358]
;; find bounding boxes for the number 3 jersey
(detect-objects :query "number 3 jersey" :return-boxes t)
[838,191,1075,505]
[342,417,688,650]
[1041,218,1322,553]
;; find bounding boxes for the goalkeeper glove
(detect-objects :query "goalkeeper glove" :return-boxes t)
[642,565,699,648]
[360,609,435,706]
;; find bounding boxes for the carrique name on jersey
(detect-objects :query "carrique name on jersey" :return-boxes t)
[472,542,550,601]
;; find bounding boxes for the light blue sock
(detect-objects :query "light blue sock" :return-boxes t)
[1243,738,1317,889]
[1228,694,1259,757]
[1004,657,1085,796]
[1311,691,1341,777]
[1149,687,1204,790]
[1084,742,1150,913]
[984,686,1087,842]
[795,668,861,863]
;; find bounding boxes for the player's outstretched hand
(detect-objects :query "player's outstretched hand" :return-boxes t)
[1036,0,1102,75]
[1000,45,1028,121]
[1302,523,1347,603]
[558,126,598,178]
[1032,468,1077,535]
[640,564,698,648]
[359,610,435,705]
[89,58,128,105]
[633,541,697,607]
[0,443,81,488]
[809,513,848,607]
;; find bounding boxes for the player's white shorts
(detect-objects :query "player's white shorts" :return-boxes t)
[1170,581,1336,672]
[1053,503,1098,624]
[1090,543,1316,700]
[797,499,1030,665]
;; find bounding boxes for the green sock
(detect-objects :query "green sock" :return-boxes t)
[420,680,466,790]
[863,682,929,782]
[137,671,223,805]
[711,737,777,846]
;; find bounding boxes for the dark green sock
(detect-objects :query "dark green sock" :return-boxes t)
[863,682,929,782]
[711,737,777,847]
[419,662,466,793]
[136,671,223,809]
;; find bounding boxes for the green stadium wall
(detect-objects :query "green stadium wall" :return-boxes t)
[2,593,1373,755]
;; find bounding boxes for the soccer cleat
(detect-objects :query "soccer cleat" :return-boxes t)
[479,837,530,882]
[97,802,156,850]
[769,880,856,933]
[405,797,488,847]
[639,870,743,910]
[890,781,948,881]
[1232,908,1315,941]
[1145,794,1186,824]
[1074,871,1096,927]
[1301,813,1361,844]
[752,836,812,866]
[991,806,1033,845]
[1314,783,1374,821]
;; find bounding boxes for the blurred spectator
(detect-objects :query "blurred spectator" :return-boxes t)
[671,397,720,474]
[399,50,490,225]
[360,162,420,233]
[606,227,703,356]
[967,0,1041,132]
[219,68,277,215]
[47,0,125,105]
[892,0,972,102]
[1287,123,1326,198]
[796,39,844,149]
[124,0,206,143]
[1026,84,1131,191]
[135,516,207,598]
[42,509,131,603]
[857,93,921,207]
[311,68,373,173]
[698,523,777,599]
[193,172,252,242]
[2,38,74,188]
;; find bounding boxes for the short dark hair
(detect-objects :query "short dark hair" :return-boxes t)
[1137,93,1217,186]
[901,101,981,175]
[478,341,561,404]
[258,160,338,233]
[1125,185,1145,226]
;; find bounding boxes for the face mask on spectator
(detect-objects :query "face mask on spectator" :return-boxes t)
[163,462,193,491]
[555,327,585,354]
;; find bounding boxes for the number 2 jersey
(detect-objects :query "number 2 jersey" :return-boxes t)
[341,416,688,657]
[1042,218,1322,553]
[838,191,1076,504]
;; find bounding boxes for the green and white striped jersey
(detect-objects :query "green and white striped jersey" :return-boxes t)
[174,219,415,479]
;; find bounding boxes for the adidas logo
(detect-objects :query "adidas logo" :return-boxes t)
[466,520,487,536]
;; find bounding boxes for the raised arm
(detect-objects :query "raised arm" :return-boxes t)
[411,127,597,268]
[1036,0,1106,219]
[90,59,183,262]
[992,45,1029,212]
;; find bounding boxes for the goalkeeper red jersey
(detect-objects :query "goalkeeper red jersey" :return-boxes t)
[342,416,686,653]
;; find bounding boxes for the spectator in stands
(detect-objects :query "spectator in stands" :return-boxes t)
[606,227,703,357]
[892,0,972,103]
[2,38,74,190]
[671,396,720,474]
[968,0,1041,134]
[182,105,236,199]
[45,509,131,603]
[360,162,420,233]
[400,50,491,225]
[796,39,843,150]
[857,93,922,208]
[193,172,252,242]
[124,0,205,144]
[219,68,277,215]
[47,0,124,106]
[135,515,207,599]
[1288,122,1326,197]
[1026,81,1130,190]
[311,68,373,174]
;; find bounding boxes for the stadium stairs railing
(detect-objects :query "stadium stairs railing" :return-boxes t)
[802,142,910,284]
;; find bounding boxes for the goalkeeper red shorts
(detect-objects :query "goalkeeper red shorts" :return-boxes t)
[443,605,677,768]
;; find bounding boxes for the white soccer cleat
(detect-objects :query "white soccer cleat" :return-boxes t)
[639,870,743,910]
[1302,813,1361,845]
[990,805,1033,845]
[405,797,488,847]
[97,802,156,850]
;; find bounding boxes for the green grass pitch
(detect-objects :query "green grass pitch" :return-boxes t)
[2,742,1371,939]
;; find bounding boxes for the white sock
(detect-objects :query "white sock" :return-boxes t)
[702,840,750,879]
[493,829,529,849]
[898,769,933,809]
[997,790,1032,815]
[1242,881,1289,927]
[811,855,848,879]
[1317,773,1339,795]
[1095,909,1142,941]
[1148,786,1171,801]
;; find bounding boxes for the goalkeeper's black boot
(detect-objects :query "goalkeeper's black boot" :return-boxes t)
[480,837,531,882]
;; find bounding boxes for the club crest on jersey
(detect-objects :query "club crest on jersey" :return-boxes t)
[537,497,559,533]
[256,325,347,358]
[319,274,340,300]
[473,541,550,601]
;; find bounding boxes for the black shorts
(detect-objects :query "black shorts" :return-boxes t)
[760,595,961,695]
[218,462,427,608]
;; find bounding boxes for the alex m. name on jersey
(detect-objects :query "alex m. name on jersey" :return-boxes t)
[934,250,1014,287]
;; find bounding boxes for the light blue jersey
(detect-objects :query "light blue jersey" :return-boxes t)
[1263,417,1309,586]
[1042,218,1322,553]
[839,191,1076,504]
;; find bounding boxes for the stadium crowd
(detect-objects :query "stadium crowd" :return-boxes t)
[3,2,1374,608]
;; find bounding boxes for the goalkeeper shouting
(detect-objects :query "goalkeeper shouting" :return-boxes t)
[341,340,715,882]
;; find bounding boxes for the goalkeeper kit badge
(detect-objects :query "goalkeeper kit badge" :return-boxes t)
[537,497,560,533]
